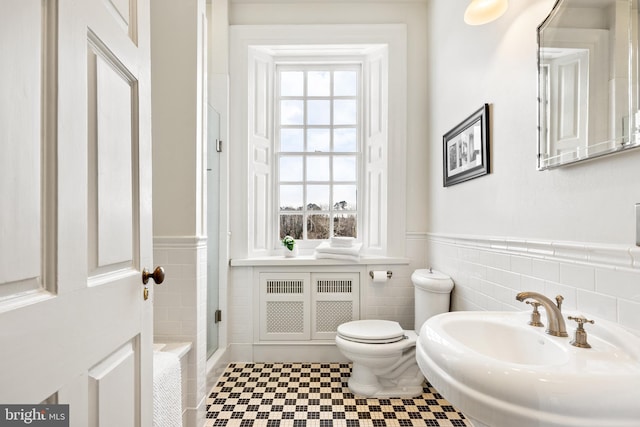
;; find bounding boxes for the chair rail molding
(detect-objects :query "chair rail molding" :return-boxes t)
[426,232,638,271]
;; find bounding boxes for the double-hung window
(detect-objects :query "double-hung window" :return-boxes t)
[236,26,406,258]
[276,65,361,245]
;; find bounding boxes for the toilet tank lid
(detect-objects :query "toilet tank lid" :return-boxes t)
[337,320,404,341]
[411,269,454,293]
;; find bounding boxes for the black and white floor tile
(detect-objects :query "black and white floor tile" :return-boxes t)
[205,363,471,427]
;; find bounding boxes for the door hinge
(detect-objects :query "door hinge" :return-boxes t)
[215,309,222,323]
[216,139,222,153]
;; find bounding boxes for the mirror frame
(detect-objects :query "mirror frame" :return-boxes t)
[537,0,640,170]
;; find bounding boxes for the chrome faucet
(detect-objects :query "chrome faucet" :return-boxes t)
[516,292,568,337]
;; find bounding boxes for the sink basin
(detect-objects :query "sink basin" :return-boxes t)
[416,310,640,427]
[439,315,568,365]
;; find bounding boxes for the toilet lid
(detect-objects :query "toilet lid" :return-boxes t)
[337,320,406,344]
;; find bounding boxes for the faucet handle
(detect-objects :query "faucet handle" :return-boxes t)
[567,315,595,348]
[526,301,544,327]
[568,315,594,326]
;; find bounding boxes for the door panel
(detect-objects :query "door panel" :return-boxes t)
[0,0,44,298]
[88,44,136,272]
[102,0,134,38]
[548,51,588,158]
[0,0,153,425]
[88,341,138,427]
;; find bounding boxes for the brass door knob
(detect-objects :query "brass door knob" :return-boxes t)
[142,266,165,285]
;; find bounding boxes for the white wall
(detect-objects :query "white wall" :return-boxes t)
[152,0,206,237]
[150,0,209,423]
[426,0,640,245]
[425,0,640,333]
[222,0,431,359]
[229,0,429,233]
[218,0,640,363]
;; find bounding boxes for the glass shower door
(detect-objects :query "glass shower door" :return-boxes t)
[207,104,220,358]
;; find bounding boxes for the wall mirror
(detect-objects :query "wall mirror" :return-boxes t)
[537,0,640,169]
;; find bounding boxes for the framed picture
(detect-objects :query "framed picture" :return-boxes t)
[443,104,490,187]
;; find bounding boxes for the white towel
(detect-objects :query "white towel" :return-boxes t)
[153,352,182,427]
[330,236,355,248]
[315,252,361,262]
[315,241,362,256]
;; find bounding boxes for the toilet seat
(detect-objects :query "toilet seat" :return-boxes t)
[337,320,406,344]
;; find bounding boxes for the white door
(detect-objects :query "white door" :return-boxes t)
[0,0,155,426]
[546,49,589,160]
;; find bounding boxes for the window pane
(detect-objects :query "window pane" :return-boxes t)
[275,65,361,245]
[333,156,357,181]
[307,185,329,210]
[307,100,330,125]
[280,71,303,96]
[280,156,303,181]
[333,128,357,152]
[280,185,303,210]
[280,129,304,152]
[334,100,356,125]
[280,215,303,239]
[334,71,357,96]
[307,214,330,239]
[333,214,357,237]
[333,185,357,210]
[281,100,303,125]
[307,129,330,152]
[307,71,330,96]
[306,157,330,181]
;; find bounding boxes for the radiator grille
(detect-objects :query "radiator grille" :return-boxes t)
[316,301,353,332]
[260,272,359,340]
[316,279,352,294]
[266,301,305,333]
[266,279,304,294]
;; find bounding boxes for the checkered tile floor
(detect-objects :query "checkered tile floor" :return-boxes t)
[205,363,471,427]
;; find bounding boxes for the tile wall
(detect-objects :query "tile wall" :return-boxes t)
[426,233,640,336]
[361,233,430,331]
[226,233,430,357]
[153,237,208,425]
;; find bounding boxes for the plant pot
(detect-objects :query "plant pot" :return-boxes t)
[283,246,298,257]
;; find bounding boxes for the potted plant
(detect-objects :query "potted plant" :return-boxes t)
[282,235,297,257]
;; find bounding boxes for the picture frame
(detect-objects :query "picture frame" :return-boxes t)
[443,104,490,187]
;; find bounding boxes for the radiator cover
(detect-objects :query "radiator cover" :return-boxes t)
[259,272,360,341]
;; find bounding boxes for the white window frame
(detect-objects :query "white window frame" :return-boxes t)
[275,64,363,248]
[229,24,407,259]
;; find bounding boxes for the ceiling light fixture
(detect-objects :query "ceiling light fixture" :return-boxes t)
[464,0,509,25]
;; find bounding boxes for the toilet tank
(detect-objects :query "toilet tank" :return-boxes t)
[412,269,454,333]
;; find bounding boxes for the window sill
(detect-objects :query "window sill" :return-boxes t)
[230,255,410,267]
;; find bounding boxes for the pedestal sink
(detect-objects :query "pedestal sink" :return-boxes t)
[416,310,640,427]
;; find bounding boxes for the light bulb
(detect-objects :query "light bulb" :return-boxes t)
[464,0,509,25]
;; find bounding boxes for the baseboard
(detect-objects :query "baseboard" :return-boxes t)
[206,346,231,391]
[252,342,348,363]
[184,398,206,427]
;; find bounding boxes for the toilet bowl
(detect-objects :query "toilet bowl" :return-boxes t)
[335,269,454,398]
[335,319,424,398]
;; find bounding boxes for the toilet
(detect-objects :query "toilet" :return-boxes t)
[335,269,454,398]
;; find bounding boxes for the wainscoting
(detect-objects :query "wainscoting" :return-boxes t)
[426,233,640,335]
[225,235,429,364]
[154,236,209,426]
